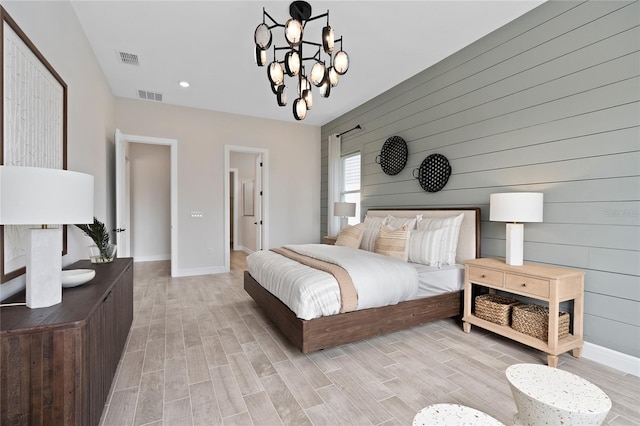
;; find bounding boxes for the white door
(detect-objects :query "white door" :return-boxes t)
[115,130,178,276]
[114,129,131,256]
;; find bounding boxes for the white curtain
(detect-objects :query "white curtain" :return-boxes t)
[327,133,342,236]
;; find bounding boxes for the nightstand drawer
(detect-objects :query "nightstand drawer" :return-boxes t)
[505,274,550,298]
[468,266,504,287]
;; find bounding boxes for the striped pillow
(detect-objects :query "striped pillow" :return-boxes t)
[417,213,464,265]
[374,225,410,261]
[386,215,419,230]
[363,215,387,228]
[335,223,365,249]
[359,227,380,251]
[408,228,445,266]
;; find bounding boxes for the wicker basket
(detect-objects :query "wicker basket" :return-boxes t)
[474,294,521,326]
[512,304,570,342]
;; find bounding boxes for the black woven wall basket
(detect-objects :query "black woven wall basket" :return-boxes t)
[375,136,408,176]
[413,154,451,192]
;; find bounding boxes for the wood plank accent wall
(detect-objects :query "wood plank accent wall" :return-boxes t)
[320,0,639,357]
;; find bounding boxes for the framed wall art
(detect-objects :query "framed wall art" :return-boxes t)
[1,7,67,283]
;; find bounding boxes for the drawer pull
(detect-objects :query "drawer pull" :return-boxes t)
[481,274,486,278]
[521,283,527,287]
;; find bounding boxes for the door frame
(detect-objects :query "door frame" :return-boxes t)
[229,168,239,251]
[116,130,178,277]
[224,145,269,271]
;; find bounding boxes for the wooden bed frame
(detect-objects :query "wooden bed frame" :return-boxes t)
[244,208,481,353]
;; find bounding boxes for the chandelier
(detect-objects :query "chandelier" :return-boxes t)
[253,1,350,121]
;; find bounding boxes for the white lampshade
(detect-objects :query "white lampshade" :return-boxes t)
[490,192,543,223]
[489,192,543,266]
[0,166,94,225]
[0,165,94,309]
[334,202,356,218]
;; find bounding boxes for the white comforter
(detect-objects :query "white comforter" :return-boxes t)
[246,244,418,320]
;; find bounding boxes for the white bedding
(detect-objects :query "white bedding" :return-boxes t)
[247,244,419,320]
[413,263,465,298]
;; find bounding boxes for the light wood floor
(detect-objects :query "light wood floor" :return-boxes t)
[230,250,248,271]
[100,260,639,426]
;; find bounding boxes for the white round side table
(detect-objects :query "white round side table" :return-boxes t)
[413,403,504,426]
[506,363,611,426]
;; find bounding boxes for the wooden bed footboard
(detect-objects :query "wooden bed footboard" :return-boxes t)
[244,271,463,353]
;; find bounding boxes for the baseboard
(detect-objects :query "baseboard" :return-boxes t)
[582,341,640,377]
[133,254,171,262]
[175,266,226,277]
[239,246,254,255]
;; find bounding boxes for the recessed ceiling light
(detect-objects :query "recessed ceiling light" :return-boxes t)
[178,81,190,88]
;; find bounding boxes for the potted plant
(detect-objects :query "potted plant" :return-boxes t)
[76,217,117,263]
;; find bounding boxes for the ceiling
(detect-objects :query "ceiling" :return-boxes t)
[70,1,545,127]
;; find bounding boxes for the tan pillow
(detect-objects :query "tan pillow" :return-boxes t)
[335,223,365,249]
[374,225,410,261]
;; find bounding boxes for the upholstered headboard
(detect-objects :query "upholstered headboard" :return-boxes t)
[365,208,481,263]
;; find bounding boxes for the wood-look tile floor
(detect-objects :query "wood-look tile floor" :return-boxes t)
[100,259,639,426]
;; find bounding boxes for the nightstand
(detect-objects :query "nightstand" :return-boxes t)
[323,235,337,245]
[463,258,584,367]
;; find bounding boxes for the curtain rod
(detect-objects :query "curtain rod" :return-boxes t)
[337,124,361,138]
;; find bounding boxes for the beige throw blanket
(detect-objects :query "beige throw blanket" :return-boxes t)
[271,247,358,313]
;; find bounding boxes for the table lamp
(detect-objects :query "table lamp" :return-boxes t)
[0,166,94,308]
[334,201,356,230]
[490,192,543,266]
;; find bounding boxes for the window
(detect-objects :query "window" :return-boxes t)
[341,152,361,225]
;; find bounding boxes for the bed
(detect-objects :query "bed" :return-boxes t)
[244,208,480,353]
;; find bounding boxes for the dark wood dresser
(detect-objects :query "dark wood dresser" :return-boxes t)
[1,258,134,426]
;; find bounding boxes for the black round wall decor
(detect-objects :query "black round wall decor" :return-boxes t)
[375,136,408,176]
[412,154,451,192]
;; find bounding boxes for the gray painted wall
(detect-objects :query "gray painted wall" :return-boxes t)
[321,0,639,357]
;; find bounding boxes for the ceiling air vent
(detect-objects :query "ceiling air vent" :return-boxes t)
[117,50,139,66]
[137,90,163,102]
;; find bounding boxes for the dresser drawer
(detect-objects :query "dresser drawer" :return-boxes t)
[505,274,550,298]
[468,266,504,288]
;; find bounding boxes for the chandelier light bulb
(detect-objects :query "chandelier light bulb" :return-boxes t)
[298,75,310,97]
[277,85,287,106]
[334,50,349,75]
[328,66,339,87]
[310,62,326,87]
[267,61,284,85]
[319,77,331,98]
[303,89,313,109]
[284,50,301,76]
[293,98,307,120]
[285,18,303,46]
[255,46,267,67]
[322,25,334,54]
[254,23,272,49]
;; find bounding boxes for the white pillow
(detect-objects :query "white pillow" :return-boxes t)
[360,227,380,251]
[386,215,419,231]
[417,213,464,265]
[408,228,445,266]
[335,223,364,249]
[363,215,386,228]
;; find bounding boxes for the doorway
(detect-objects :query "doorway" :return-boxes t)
[115,129,178,277]
[224,145,269,272]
